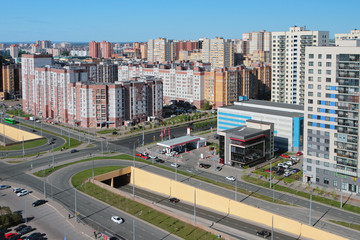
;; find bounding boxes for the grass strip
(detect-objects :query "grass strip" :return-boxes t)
[329,220,360,231]
[241,175,360,214]
[0,139,47,151]
[72,167,221,240]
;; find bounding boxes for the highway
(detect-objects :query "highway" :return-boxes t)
[1,120,359,239]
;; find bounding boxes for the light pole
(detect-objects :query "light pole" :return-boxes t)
[235,174,238,201]
[92,153,95,181]
[101,140,103,157]
[43,168,46,199]
[75,188,77,222]
[340,175,343,208]
[39,112,43,136]
[175,158,178,181]
[133,139,140,167]
[52,143,55,168]
[18,109,20,130]
[309,190,312,225]
[133,210,142,240]
[68,130,70,147]
[194,188,197,224]
[22,136,25,158]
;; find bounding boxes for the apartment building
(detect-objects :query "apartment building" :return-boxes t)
[335,29,360,45]
[202,37,234,69]
[21,54,162,128]
[100,41,113,59]
[271,26,329,105]
[147,38,174,63]
[96,62,118,83]
[118,62,205,108]
[303,41,360,193]
[1,63,21,98]
[89,41,101,58]
[10,44,19,59]
[242,30,271,55]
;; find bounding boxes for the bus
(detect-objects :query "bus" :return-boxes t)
[4,118,16,124]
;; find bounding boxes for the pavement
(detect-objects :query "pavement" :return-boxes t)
[0,180,92,240]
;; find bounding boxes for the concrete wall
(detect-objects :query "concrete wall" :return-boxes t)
[0,123,43,142]
[99,167,347,240]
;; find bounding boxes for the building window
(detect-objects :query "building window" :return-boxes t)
[324,169,329,175]
[318,54,322,59]
[326,78,331,82]
[333,180,337,187]
[326,62,331,67]
[308,92,313,96]
[308,84,313,89]
[316,177,320,183]
[316,160,320,165]
[324,178,329,184]
[316,168,320,173]
[326,70,331,75]
[307,166,312,171]
[309,54,314,59]
[307,158,312,163]
[309,69,314,74]
[318,69,322,74]
[326,54,331,59]
[309,62,314,66]
[308,76,314,81]
[318,62,322,67]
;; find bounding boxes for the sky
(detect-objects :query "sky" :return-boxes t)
[1,0,359,42]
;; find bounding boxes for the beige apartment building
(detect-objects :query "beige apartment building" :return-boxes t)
[147,38,174,63]
[201,37,234,69]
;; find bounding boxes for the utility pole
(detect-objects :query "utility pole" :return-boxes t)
[142,127,144,147]
[270,161,272,188]
[87,126,90,144]
[101,140,103,157]
[271,216,274,240]
[133,218,135,240]
[68,130,70,147]
[132,168,135,197]
[175,158,178,181]
[18,110,20,129]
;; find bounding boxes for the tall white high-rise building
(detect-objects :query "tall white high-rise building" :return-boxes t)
[201,37,234,69]
[242,30,271,55]
[10,44,19,58]
[271,26,329,105]
[147,38,174,63]
[335,29,360,45]
[303,40,360,193]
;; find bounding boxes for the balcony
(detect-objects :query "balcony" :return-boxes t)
[335,166,358,177]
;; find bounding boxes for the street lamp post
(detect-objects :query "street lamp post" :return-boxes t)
[235,174,238,201]
[52,143,55,168]
[43,168,46,199]
[68,130,70,147]
[309,191,312,225]
[340,176,343,208]
[92,154,95,181]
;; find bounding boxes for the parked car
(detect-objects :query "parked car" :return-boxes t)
[256,230,271,238]
[292,168,301,173]
[296,151,303,156]
[32,199,47,207]
[215,166,222,171]
[149,155,157,159]
[170,163,179,168]
[281,154,290,158]
[111,216,124,224]
[4,233,17,239]
[25,117,29,120]
[199,163,211,169]
[13,188,24,193]
[276,169,285,176]
[0,185,11,190]
[169,197,180,203]
[284,172,292,177]
[70,149,78,153]
[155,159,165,163]
[285,161,293,166]
[141,155,149,159]
[226,176,236,181]
[277,163,285,167]
[17,226,33,235]
[17,190,29,197]
[26,232,42,239]
[8,235,22,240]
[135,153,142,157]
[14,225,27,233]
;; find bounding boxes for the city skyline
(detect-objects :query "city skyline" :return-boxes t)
[1,0,359,42]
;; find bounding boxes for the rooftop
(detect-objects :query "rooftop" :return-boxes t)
[157,135,202,148]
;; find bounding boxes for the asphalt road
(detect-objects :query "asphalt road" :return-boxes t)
[1,120,360,239]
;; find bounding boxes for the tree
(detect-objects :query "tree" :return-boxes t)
[201,100,212,110]
[62,50,70,56]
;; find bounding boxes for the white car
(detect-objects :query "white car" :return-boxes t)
[285,161,293,166]
[17,189,29,197]
[277,163,285,167]
[111,216,124,224]
[226,176,236,181]
[284,172,292,177]
[171,163,179,168]
[13,187,24,193]
[149,155,157,159]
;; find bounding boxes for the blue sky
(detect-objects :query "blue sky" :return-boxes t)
[1,0,359,42]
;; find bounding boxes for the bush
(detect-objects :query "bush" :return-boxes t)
[0,210,23,228]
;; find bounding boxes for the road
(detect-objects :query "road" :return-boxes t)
[1,120,360,239]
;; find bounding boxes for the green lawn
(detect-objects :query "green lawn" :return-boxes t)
[0,138,47,151]
[72,167,221,240]
[241,175,360,214]
[329,220,360,231]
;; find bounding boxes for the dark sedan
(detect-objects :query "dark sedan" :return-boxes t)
[32,200,47,207]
